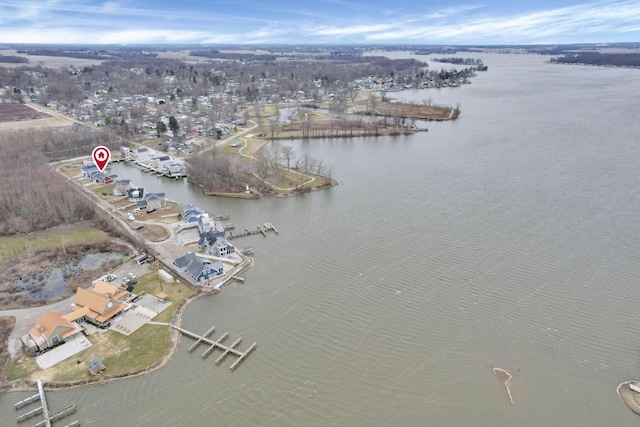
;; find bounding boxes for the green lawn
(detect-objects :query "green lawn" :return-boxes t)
[0,223,108,260]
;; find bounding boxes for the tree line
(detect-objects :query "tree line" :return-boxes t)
[0,54,28,64]
[551,52,640,67]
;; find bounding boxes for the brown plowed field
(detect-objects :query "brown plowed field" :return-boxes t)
[0,103,72,130]
[0,104,48,122]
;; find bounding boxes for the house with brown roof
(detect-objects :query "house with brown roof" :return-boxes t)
[22,311,83,354]
[72,285,127,328]
[92,280,129,300]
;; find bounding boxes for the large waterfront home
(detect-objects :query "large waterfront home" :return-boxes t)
[182,204,206,222]
[198,230,235,258]
[72,282,128,328]
[22,311,84,354]
[136,192,166,211]
[173,252,224,285]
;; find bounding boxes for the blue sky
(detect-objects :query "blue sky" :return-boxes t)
[0,0,639,45]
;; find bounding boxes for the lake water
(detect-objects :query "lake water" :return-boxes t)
[2,52,640,426]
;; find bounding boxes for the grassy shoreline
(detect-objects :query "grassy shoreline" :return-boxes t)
[2,271,199,392]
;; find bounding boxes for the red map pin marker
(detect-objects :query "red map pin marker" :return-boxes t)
[92,146,111,172]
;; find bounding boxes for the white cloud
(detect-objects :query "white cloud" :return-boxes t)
[0,0,639,44]
[310,23,398,37]
[364,1,640,43]
[0,27,96,44]
[97,30,212,44]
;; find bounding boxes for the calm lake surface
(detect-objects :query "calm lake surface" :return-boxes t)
[2,52,640,426]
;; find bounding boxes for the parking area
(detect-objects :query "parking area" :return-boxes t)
[108,261,152,286]
[137,293,172,314]
[110,294,172,336]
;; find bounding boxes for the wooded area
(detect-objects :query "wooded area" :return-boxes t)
[551,52,640,67]
[186,151,257,194]
[0,129,118,235]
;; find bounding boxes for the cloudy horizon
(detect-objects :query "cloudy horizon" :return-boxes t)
[0,0,639,45]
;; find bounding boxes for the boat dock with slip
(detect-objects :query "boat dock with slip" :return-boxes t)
[227,223,278,239]
[149,322,257,370]
[14,379,79,426]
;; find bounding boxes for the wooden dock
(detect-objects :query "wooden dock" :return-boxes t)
[150,322,256,370]
[14,379,78,426]
[127,159,186,179]
[227,223,278,239]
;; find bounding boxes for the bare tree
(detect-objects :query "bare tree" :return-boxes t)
[269,117,278,139]
[367,93,378,114]
[302,152,312,173]
[281,146,294,169]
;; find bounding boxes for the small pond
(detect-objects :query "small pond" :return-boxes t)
[2,251,127,301]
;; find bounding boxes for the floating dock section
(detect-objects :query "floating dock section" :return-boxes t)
[150,322,256,370]
[14,394,40,410]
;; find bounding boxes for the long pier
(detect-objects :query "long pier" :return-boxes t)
[14,379,78,426]
[150,322,256,370]
[37,379,50,427]
[227,223,278,239]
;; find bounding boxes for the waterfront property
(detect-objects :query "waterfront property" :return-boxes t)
[135,192,166,210]
[14,379,78,426]
[173,252,224,285]
[198,214,213,233]
[22,311,84,355]
[198,230,235,258]
[182,203,207,223]
[114,178,132,196]
[127,187,144,200]
[149,322,257,370]
[81,162,98,178]
[72,284,127,328]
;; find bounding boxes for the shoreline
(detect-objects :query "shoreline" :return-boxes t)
[617,381,640,416]
[0,289,206,393]
[493,367,514,404]
[190,173,340,199]
[1,233,257,392]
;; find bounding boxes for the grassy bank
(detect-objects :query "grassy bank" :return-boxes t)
[5,271,194,383]
[0,222,109,261]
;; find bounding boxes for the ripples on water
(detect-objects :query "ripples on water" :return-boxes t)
[4,54,640,426]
